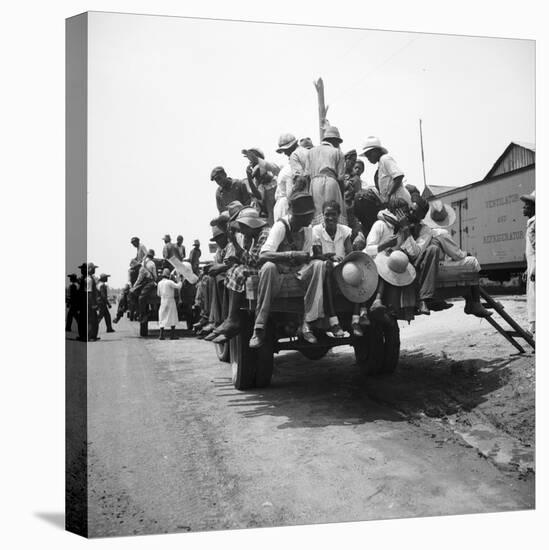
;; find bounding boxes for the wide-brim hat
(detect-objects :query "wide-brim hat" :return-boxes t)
[374,250,416,287]
[99,273,111,280]
[210,211,230,227]
[322,126,343,143]
[334,252,379,303]
[78,263,87,269]
[87,262,99,270]
[288,192,315,216]
[67,273,78,280]
[210,226,225,241]
[424,200,456,229]
[235,207,268,229]
[162,234,171,241]
[520,189,535,203]
[276,133,297,153]
[241,147,265,160]
[227,200,246,221]
[359,136,388,156]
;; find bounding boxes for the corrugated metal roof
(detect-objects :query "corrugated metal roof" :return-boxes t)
[485,141,536,179]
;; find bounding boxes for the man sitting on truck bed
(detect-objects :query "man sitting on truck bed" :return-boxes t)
[249,191,326,349]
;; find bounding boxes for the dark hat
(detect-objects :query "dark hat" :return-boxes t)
[146,249,155,258]
[210,166,226,180]
[176,235,184,241]
[162,234,171,241]
[344,149,357,159]
[210,211,230,227]
[87,262,99,270]
[193,239,200,246]
[210,226,225,241]
[289,192,315,216]
[67,273,78,281]
[99,273,111,281]
[130,236,140,243]
[78,262,87,269]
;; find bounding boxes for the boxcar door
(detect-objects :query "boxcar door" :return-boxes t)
[450,198,468,250]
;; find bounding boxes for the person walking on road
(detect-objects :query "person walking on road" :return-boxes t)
[66,274,80,333]
[97,273,115,333]
[157,268,183,340]
[520,190,535,337]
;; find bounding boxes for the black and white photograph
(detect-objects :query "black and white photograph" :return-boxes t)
[61,6,538,542]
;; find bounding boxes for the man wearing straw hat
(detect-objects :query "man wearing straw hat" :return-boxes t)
[304,126,347,226]
[206,207,270,344]
[417,197,492,318]
[359,136,411,206]
[520,190,535,336]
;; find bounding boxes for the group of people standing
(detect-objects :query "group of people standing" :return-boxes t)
[194,128,493,349]
[65,262,115,341]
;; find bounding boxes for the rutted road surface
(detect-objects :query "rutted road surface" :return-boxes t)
[86,298,534,537]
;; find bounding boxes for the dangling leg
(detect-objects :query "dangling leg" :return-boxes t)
[464,285,492,318]
[324,261,346,338]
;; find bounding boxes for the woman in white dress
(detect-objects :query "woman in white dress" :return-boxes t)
[157,268,183,340]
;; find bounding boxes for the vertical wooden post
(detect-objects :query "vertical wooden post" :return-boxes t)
[419,118,428,191]
[314,78,329,142]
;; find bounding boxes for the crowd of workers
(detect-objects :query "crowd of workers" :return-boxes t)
[66,127,536,343]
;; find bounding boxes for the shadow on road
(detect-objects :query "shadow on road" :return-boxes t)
[217,348,520,429]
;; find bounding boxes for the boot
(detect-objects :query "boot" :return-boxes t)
[169,326,179,340]
[159,327,165,340]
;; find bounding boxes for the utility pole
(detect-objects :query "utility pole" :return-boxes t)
[314,78,329,142]
[419,118,432,198]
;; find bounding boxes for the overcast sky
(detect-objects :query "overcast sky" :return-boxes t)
[85,11,535,287]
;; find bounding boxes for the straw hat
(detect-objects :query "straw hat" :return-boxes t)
[276,133,298,153]
[227,200,245,221]
[334,252,379,303]
[424,200,456,229]
[235,207,268,229]
[374,250,416,287]
[359,136,388,156]
[520,189,535,203]
[322,126,343,143]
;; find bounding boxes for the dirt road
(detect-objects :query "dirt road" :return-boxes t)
[85,297,534,537]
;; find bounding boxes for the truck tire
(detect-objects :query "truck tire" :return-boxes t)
[231,310,257,390]
[254,320,274,388]
[215,342,230,363]
[299,346,331,360]
[380,317,400,374]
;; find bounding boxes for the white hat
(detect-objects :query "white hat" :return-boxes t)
[359,136,388,156]
[276,133,298,153]
[334,252,379,303]
[520,189,535,203]
[374,250,416,287]
[424,200,457,229]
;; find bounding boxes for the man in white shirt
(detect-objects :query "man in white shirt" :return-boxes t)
[250,193,325,348]
[359,136,411,206]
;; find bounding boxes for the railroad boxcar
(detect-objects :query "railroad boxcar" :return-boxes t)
[428,142,535,281]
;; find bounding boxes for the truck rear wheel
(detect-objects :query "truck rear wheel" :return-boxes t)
[215,342,230,363]
[299,346,331,360]
[354,319,400,376]
[230,310,257,390]
[254,321,274,388]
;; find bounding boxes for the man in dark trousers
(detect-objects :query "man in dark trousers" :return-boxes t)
[65,274,80,332]
[86,262,100,341]
[114,283,131,324]
[130,250,158,325]
[97,273,115,333]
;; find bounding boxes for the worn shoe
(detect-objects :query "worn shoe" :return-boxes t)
[426,299,453,311]
[417,300,431,316]
[328,324,347,338]
[352,323,364,337]
[107,329,115,333]
[464,301,493,318]
[302,330,318,344]
[249,329,266,349]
